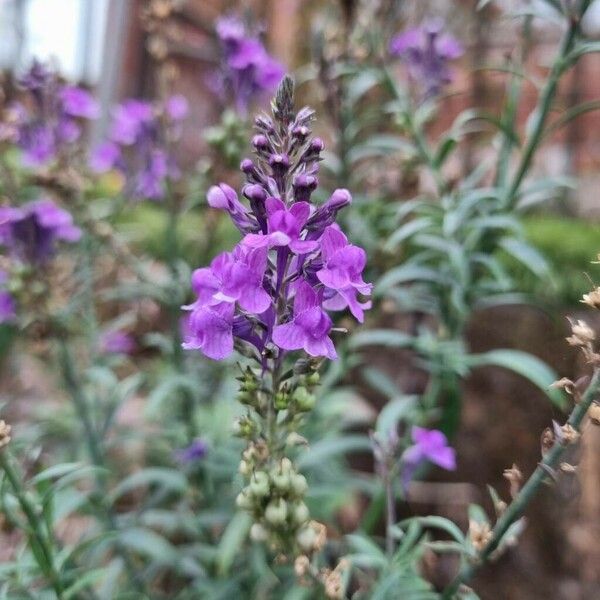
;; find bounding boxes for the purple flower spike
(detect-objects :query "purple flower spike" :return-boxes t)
[0,271,16,324]
[182,302,235,360]
[401,426,456,490]
[184,76,369,362]
[273,281,336,360]
[390,19,463,98]
[0,199,81,264]
[12,62,98,166]
[214,15,285,113]
[100,330,136,355]
[243,198,318,254]
[92,96,185,202]
[175,438,208,463]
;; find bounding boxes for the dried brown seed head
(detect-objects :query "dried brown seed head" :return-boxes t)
[469,519,493,552]
[541,427,555,456]
[503,464,523,499]
[588,403,600,425]
[294,555,310,578]
[560,462,577,473]
[560,423,580,444]
[581,288,600,309]
[566,318,595,347]
[550,378,575,394]
[0,420,11,450]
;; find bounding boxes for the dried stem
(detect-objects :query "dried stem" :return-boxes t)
[441,368,600,599]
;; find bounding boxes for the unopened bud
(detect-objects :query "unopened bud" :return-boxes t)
[249,471,270,498]
[236,490,253,510]
[265,499,288,526]
[294,554,310,577]
[292,502,310,525]
[250,523,269,542]
[290,473,308,496]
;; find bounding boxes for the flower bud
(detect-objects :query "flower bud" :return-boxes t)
[293,386,316,412]
[249,471,270,498]
[292,502,310,525]
[269,153,290,172]
[252,134,269,150]
[250,523,269,542]
[236,490,253,510]
[238,460,250,476]
[274,390,289,410]
[296,524,317,553]
[240,158,255,173]
[290,473,308,496]
[265,498,288,526]
[243,184,267,203]
[270,469,291,493]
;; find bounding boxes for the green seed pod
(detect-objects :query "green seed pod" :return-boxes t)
[274,391,289,411]
[265,498,288,526]
[235,490,253,510]
[250,523,269,542]
[292,502,310,525]
[270,470,291,493]
[292,387,315,412]
[280,457,293,473]
[290,473,308,496]
[238,460,250,476]
[249,471,270,498]
[306,372,320,386]
[296,525,317,553]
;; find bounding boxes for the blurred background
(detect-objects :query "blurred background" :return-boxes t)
[1,1,600,598]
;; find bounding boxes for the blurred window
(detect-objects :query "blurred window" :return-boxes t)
[0,0,109,83]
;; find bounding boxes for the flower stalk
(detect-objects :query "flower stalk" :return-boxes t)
[441,368,600,599]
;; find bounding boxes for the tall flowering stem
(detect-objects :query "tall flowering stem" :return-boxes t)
[183,76,371,555]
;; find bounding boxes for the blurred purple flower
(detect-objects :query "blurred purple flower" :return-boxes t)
[91,96,186,202]
[0,199,81,264]
[401,426,456,490]
[0,271,15,324]
[175,438,209,463]
[100,330,136,355]
[215,15,284,113]
[12,61,99,166]
[390,19,463,98]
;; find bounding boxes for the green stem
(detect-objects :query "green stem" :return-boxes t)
[381,66,447,196]
[0,450,65,599]
[441,368,600,599]
[502,15,581,208]
[57,340,146,595]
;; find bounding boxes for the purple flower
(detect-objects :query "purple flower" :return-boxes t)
[0,199,81,264]
[272,280,336,360]
[182,302,235,360]
[100,330,136,355]
[60,86,100,119]
[175,438,209,463]
[215,15,284,113]
[183,77,369,362]
[401,426,456,490]
[0,271,15,324]
[243,199,318,254]
[187,244,271,314]
[317,226,372,322]
[390,19,463,98]
[91,96,185,202]
[12,62,98,166]
[207,184,255,233]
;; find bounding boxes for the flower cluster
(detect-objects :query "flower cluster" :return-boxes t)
[0,199,81,265]
[215,15,285,114]
[9,60,99,166]
[91,95,188,201]
[390,19,463,99]
[182,80,371,363]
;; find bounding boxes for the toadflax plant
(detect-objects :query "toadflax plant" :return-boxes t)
[182,75,371,557]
